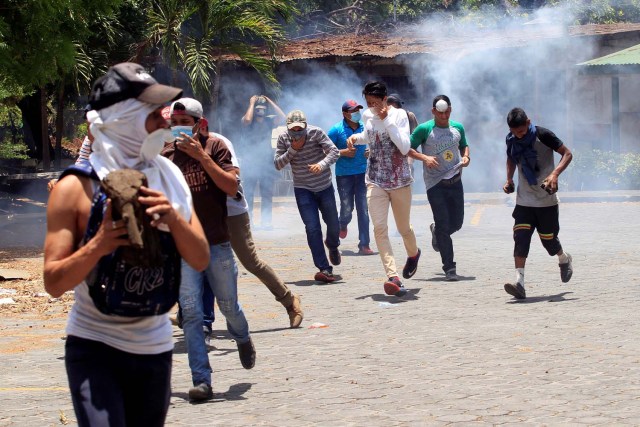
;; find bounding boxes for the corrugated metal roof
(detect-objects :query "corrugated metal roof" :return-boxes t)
[578,43,640,66]
[269,23,640,62]
[219,23,640,63]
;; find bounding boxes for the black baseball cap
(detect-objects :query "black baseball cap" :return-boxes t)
[386,94,404,106]
[88,62,183,111]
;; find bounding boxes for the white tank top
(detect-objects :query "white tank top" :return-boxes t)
[66,281,173,354]
[65,177,173,354]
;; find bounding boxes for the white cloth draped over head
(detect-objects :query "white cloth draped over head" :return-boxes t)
[87,98,192,223]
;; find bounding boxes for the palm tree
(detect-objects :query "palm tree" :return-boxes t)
[139,0,296,126]
[139,0,196,85]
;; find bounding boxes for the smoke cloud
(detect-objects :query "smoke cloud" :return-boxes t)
[213,2,637,205]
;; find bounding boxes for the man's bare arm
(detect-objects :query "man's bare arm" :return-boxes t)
[43,177,130,298]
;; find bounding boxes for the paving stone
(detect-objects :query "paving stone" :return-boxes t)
[1,197,640,425]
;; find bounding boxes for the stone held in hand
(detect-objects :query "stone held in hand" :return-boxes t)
[101,169,163,267]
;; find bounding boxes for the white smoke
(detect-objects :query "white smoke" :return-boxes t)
[398,4,601,191]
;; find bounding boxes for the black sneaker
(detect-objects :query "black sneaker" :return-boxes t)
[314,270,335,283]
[329,247,341,266]
[237,337,256,369]
[430,223,439,252]
[504,283,526,299]
[559,253,573,283]
[383,276,407,297]
[445,268,458,281]
[188,383,213,402]
[402,249,421,279]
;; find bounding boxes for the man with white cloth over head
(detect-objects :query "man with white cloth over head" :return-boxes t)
[43,62,209,427]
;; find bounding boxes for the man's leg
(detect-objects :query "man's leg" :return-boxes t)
[505,205,536,299]
[206,242,255,369]
[367,184,396,278]
[228,212,303,327]
[439,181,465,273]
[318,185,340,250]
[65,336,126,427]
[205,243,250,343]
[243,174,258,224]
[428,182,455,272]
[202,280,214,336]
[259,172,274,227]
[122,350,172,427]
[535,205,572,282]
[390,185,420,280]
[228,212,293,307]
[354,173,371,250]
[179,259,211,387]
[389,185,418,258]
[294,187,332,272]
[536,205,562,256]
[336,175,355,235]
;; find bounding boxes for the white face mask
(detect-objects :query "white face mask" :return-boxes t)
[171,125,193,139]
[140,128,174,161]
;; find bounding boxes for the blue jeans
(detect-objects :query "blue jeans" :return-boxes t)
[202,281,214,333]
[336,173,370,249]
[176,279,214,333]
[180,242,250,386]
[427,179,464,272]
[294,185,340,272]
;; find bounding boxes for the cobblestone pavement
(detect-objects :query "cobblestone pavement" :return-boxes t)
[1,193,639,426]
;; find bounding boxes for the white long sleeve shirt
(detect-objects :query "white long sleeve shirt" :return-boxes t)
[352,107,413,190]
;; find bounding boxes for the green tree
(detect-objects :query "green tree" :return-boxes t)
[138,0,296,126]
[0,0,123,169]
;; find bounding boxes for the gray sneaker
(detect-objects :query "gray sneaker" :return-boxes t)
[430,223,439,252]
[445,268,458,281]
[188,383,213,402]
[504,282,526,299]
[559,253,573,283]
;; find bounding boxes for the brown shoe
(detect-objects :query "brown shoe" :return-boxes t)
[286,294,304,328]
[358,246,374,255]
[314,270,335,283]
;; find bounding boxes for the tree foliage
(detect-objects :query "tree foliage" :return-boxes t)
[288,0,640,36]
[138,0,296,98]
[0,0,124,97]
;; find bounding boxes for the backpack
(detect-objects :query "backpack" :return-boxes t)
[59,164,181,317]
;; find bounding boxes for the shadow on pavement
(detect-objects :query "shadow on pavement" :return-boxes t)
[340,249,378,257]
[173,331,236,356]
[172,382,253,403]
[286,276,344,287]
[355,288,421,303]
[506,291,577,304]
[250,326,293,334]
[420,274,477,282]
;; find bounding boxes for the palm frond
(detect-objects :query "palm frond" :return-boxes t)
[184,36,215,96]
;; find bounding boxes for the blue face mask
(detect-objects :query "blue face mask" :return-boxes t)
[288,129,306,139]
[171,126,193,139]
[350,111,362,122]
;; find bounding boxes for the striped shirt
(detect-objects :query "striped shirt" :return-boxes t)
[76,136,92,166]
[274,125,339,192]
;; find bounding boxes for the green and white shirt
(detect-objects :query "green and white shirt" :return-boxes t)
[410,119,468,191]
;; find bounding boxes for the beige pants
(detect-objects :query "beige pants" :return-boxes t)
[228,212,293,307]
[367,184,419,278]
